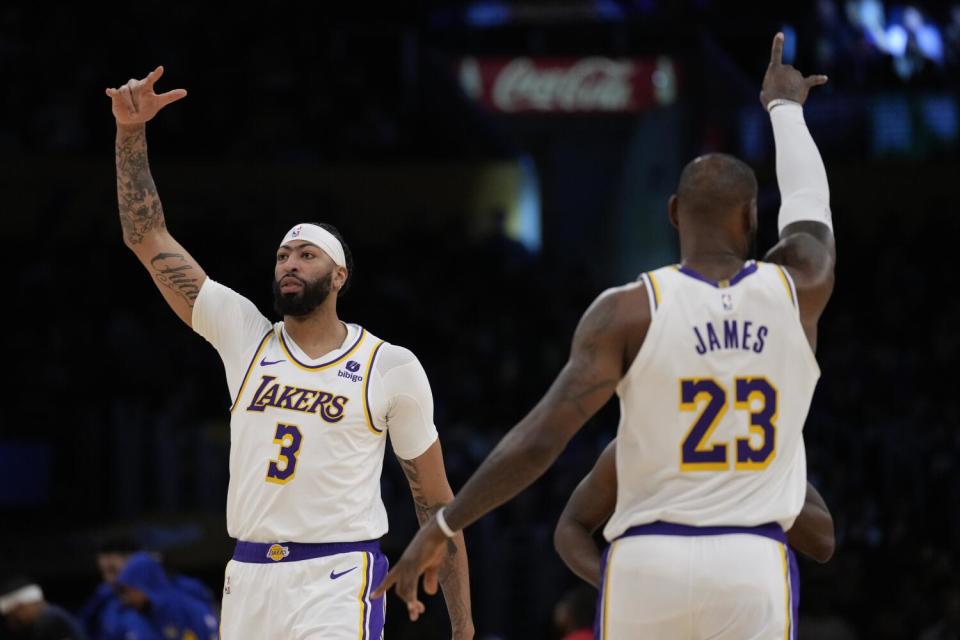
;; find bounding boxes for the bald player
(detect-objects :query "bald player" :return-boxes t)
[376,32,833,639]
[105,69,473,639]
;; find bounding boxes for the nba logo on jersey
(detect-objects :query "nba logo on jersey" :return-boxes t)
[722,293,733,312]
[266,544,290,562]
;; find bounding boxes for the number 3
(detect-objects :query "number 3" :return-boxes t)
[680,377,778,471]
[266,423,303,484]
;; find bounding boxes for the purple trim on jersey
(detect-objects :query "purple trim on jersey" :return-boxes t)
[676,260,758,289]
[617,521,786,545]
[787,545,800,640]
[367,550,389,639]
[280,326,366,370]
[232,539,381,564]
[364,341,387,433]
[593,545,611,640]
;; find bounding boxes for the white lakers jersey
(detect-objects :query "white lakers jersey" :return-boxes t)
[192,279,438,543]
[603,260,820,540]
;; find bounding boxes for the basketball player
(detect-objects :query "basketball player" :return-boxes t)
[105,68,473,639]
[375,32,833,639]
[553,438,835,593]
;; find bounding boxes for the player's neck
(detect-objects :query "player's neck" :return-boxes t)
[680,247,750,282]
[282,302,347,359]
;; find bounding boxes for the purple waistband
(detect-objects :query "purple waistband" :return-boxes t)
[617,521,786,545]
[233,539,381,564]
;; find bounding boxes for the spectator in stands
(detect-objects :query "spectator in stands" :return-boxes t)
[81,538,213,640]
[552,586,594,640]
[114,554,217,640]
[0,578,87,640]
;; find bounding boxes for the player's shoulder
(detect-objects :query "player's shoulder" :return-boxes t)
[579,281,651,338]
[368,340,422,376]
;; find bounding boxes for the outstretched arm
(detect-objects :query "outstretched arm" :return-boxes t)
[396,442,474,639]
[553,440,618,588]
[107,67,204,327]
[759,33,835,350]
[372,282,650,619]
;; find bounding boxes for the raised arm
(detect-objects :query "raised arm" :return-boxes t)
[553,440,618,588]
[373,282,650,618]
[759,33,835,350]
[107,67,204,327]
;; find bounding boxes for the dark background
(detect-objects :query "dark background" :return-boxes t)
[1,1,959,638]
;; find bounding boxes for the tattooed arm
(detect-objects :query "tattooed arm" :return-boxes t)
[397,442,474,639]
[373,282,651,619]
[107,67,202,327]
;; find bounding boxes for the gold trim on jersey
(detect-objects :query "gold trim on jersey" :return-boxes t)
[780,543,792,639]
[774,265,796,307]
[357,551,370,639]
[647,272,662,308]
[279,326,367,373]
[230,331,274,414]
[601,541,618,639]
[363,341,387,436]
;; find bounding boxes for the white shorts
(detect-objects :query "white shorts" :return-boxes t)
[220,540,388,640]
[596,523,799,640]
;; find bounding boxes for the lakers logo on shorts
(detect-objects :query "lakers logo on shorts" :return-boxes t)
[266,544,290,562]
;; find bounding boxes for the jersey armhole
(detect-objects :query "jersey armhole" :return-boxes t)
[774,265,799,312]
[639,272,660,315]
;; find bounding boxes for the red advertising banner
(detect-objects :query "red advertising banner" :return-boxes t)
[458,56,678,114]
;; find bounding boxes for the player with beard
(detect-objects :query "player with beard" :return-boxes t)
[106,67,473,640]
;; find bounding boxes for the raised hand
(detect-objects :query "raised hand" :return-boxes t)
[760,33,828,109]
[106,66,187,127]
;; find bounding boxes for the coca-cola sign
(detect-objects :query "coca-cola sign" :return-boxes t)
[458,56,677,114]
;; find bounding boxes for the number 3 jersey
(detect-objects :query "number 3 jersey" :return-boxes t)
[192,279,439,543]
[603,260,821,541]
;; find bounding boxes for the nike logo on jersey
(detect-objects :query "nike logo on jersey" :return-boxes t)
[330,567,357,580]
[260,358,286,366]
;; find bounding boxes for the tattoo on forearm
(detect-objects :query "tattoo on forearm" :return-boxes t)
[397,457,472,631]
[151,253,200,306]
[116,126,166,245]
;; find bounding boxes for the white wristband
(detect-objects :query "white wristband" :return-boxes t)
[766,98,800,113]
[435,506,457,538]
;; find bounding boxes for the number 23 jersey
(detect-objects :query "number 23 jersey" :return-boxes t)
[192,278,438,543]
[604,261,820,541]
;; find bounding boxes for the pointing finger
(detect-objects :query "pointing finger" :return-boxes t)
[144,65,164,88]
[371,568,397,600]
[770,32,784,66]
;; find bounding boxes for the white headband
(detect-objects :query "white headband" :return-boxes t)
[280,224,346,268]
[0,584,43,614]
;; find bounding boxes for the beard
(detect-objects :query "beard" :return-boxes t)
[272,271,333,317]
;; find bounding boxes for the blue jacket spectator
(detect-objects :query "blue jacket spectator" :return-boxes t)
[114,554,217,640]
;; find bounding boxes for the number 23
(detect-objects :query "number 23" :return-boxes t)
[679,377,778,471]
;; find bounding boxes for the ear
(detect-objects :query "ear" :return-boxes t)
[333,266,348,291]
[668,195,680,230]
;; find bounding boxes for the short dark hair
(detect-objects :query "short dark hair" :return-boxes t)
[676,153,758,219]
[309,222,353,297]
